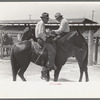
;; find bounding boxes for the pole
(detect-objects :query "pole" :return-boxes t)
[88,10,95,66]
[29,15,31,20]
[94,37,99,64]
[88,30,94,66]
[92,10,94,21]
[92,10,99,64]
[0,31,3,59]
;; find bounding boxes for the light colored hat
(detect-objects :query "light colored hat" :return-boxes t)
[40,12,49,19]
[55,12,62,19]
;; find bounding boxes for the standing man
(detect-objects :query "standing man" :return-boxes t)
[35,12,56,78]
[53,12,70,40]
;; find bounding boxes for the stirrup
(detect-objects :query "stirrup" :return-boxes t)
[41,71,49,81]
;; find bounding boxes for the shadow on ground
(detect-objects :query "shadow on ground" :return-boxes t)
[50,78,75,82]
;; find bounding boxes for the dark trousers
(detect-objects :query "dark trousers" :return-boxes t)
[37,38,56,68]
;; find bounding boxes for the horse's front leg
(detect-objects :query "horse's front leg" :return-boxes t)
[41,69,50,82]
[6,48,8,57]
[54,66,62,82]
[46,71,50,80]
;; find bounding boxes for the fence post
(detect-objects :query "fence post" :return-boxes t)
[88,30,94,66]
[0,32,3,59]
[94,37,99,64]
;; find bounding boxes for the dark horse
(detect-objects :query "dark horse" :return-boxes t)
[11,27,89,82]
[11,26,47,81]
[53,30,89,82]
[2,33,13,57]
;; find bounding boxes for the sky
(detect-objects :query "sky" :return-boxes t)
[0,2,100,23]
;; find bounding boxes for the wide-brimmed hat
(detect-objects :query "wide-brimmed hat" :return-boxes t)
[55,12,63,19]
[40,12,49,19]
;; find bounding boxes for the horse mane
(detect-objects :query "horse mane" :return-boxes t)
[21,27,37,42]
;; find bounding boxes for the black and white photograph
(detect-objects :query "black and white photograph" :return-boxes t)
[0,1,100,98]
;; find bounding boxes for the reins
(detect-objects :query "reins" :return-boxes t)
[34,46,46,64]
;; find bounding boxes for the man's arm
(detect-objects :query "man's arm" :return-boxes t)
[54,19,66,34]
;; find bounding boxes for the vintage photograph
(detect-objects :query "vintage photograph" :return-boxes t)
[0,1,100,98]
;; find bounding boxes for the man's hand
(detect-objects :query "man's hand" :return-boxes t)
[37,38,45,43]
[53,35,61,41]
[49,31,56,37]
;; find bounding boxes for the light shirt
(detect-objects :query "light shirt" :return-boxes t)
[54,18,70,34]
[35,20,46,41]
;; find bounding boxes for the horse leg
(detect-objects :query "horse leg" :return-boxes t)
[18,68,26,81]
[13,75,16,81]
[18,63,30,81]
[13,70,17,81]
[3,48,4,57]
[77,60,84,82]
[83,54,89,82]
[6,48,8,57]
[7,48,9,57]
[79,67,84,82]
[41,68,50,82]
[9,48,11,56]
[13,65,20,81]
[11,50,20,81]
[47,71,50,80]
[4,48,6,57]
[85,67,89,82]
[54,66,62,82]
[76,53,86,82]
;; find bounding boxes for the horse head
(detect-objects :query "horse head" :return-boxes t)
[2,33,13,45]
[21,26,37,42]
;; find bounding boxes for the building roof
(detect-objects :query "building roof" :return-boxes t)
[68,18,97,24]
[0,18,97,25]
[94,28,100,37]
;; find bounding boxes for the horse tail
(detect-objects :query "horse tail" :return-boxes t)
[76,29,88,70]
[11,46,19,81]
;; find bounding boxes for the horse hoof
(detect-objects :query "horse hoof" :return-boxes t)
[23,79,26,81]
[86,79,89,82]
[54,79,57,82]
[41,76,49,82]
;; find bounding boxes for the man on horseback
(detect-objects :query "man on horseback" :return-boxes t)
[35,12,56,77]
[52,12,70,41]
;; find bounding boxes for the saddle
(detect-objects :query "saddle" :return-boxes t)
[31,40,46,54]
[30,40,48,66]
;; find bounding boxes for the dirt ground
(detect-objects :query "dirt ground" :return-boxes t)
[0,58,100,82]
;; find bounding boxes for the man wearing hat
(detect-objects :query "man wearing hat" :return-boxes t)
[35,12,56,77]
[53,12,70,40]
